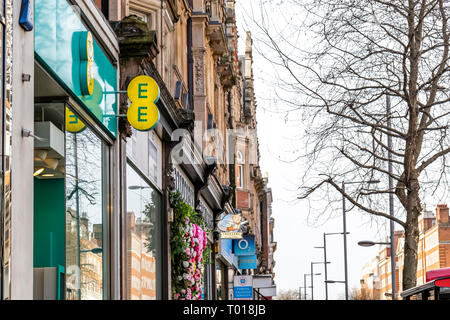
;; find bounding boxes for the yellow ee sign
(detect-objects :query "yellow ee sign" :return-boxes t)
[65,107,86,133]
[126,75,160,131]
[79,31,95,96]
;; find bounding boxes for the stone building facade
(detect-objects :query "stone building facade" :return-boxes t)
[0,0,276,300]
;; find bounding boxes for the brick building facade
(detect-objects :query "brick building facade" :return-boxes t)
[360,204,450,299]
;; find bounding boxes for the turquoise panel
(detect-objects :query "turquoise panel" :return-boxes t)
[34,0,117,137]
[34,178,65,268]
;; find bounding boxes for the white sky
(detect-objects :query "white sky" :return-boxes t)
[235,0,388,300]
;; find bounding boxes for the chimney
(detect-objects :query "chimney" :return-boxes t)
[420,210,436,233]
[436,204,449,224]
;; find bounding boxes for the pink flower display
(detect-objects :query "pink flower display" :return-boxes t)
[173,222,209,300]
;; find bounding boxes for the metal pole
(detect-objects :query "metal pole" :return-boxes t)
[74,133,81,300]
[311,263,314,300]
[304,274,307,300]
[342,182,349,300]
[387,95,396,300]
[323,234,329,300]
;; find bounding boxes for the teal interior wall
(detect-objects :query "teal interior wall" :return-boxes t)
[33,177,65,268]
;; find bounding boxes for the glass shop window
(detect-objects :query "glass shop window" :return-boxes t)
[126,163,162,299]
[64,112,107,300]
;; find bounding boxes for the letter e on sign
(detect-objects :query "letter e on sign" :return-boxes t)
[65,107,86,133]
[127,75,160,131]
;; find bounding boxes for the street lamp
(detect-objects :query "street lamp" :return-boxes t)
[299,285,310,300]
[315,232,349,300]
[325,280,346,284]
[313,245,328,299]
[80,247,103,254]
[311,262,330,300]
[358,240,390,247]
[342,179,380,300]
[128,185,151,190]
[358,239,396,299]
[304,273,321,300]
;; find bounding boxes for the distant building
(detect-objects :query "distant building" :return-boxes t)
[360,204,450,299]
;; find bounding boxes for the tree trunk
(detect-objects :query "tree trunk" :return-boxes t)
[402,179,421,290]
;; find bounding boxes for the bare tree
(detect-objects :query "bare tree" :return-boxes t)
[275,288,301,300]
[245,0,450,290]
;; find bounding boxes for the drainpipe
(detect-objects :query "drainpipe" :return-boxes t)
[187,17,194,111]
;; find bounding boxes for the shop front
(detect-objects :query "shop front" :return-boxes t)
[215,237,241,300]
[32,0,119,300]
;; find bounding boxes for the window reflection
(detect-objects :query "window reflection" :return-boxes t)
[65,123,104,300]
[126,164,161,299]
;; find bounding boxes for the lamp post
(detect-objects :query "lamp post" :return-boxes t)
[304,273,320,300]
[315,232,349,300]
[342,179,380,300]
[386,95,397,300]
[358,239,397,299]
[313,244,328,299]
[311,262,330,300]
[299,286,308,300]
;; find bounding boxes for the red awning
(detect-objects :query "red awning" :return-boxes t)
[426,268,450,282]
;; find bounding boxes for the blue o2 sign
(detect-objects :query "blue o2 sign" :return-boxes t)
[233,235,255,256]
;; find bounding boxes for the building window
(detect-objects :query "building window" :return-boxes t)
[129,9,157,30]
[236,151,243,164]
[126,163,162,300]
[174,167,195,207]
[236,165,243,189]
[126,128,138,161]
[148,137,158,184]
[93,0,109,19]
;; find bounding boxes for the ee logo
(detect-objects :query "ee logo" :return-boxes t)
[65,107,86,133]
[126,75,160,131]
[79,31,94,96]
